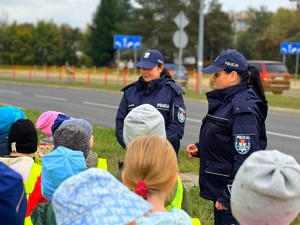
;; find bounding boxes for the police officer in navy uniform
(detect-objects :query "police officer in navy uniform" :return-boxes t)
[115,49,186,155]
[186,49,268,225]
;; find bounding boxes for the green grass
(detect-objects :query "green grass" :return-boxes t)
[3,79,300,225]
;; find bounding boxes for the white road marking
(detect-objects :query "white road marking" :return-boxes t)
[0,90,22,95]
[187,118,202,123]
[81,102,300,141]
[186,118,300,140]
[35,94,66,101]
[266,131,300,140]
[83,101,118,109]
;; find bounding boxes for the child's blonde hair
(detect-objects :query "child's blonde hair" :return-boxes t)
[123,135,178,197]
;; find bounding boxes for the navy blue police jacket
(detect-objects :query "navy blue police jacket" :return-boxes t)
[115,74,186,153]
[195,81,268,209]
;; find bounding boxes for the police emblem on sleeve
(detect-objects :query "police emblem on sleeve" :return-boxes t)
[177,107,186,123]
[234,135,251,154]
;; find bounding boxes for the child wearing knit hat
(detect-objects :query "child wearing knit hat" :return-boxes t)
[120,104,190,216]
[0,118,41,224]
[36,111,64,138]
[35,111,64,161]
[0,106,26,155]
[231,150,300,225]
[30,124,90,224]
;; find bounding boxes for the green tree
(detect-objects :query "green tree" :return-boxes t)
[33,21,61,65]
[204,0,234,62]
[58,24,82,66]
[11,24,36,64]
[235,7,273,59]
[117,0,192,61]
[87,0,120,66]
[0,23,17,64]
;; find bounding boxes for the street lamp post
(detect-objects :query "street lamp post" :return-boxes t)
[197,0,204,94]
[290,0,300,86]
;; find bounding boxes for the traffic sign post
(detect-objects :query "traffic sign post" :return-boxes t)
[173,11,189,86]
[113,35,142,75]
[281,42,300,87]
[114,35,141,50]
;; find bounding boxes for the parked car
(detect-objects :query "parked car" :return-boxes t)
[164,63,188,87]
[247,60,291,95]
[208,60,291,95]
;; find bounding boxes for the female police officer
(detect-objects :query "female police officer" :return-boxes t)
[115,49,186,156]
[186,49,268,225]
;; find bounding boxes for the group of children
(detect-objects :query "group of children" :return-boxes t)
[0,104,299,225]
[0,105,194,225]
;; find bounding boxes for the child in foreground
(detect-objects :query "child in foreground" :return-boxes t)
[122,135,192,225]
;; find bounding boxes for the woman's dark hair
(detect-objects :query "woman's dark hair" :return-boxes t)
[247,65,266,103]
[161,66,173,79]
[224,67,266,103]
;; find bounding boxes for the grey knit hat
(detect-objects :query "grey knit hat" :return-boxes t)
[231,150,300,225]
[123,104,166,146]
[53,125,89,158]
[60,118,93,138]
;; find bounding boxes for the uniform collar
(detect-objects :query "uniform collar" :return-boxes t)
[206,82,249,113]
[137,74,168,91]
[207,82,248,102]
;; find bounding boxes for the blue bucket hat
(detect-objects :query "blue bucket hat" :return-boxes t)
[202,49,248,74]
[136,49,164,69]
[52,168,152,225]
[0,106,25,137]
[41,146,86,201]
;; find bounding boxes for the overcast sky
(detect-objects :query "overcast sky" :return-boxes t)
[0,0,297,30]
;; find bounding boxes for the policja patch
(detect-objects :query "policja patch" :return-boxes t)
[177,107,186,123]
[234,135,251,154]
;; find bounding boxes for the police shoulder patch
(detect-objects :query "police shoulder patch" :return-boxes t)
[177,107,186,123]
[234,135,251,155]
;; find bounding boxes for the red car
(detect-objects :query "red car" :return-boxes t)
[209,60,291,95]
[247,60,291,95]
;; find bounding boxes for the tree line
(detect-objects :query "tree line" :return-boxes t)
[0,0,299,73]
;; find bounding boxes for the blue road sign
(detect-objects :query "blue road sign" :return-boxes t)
[281,42,300,55]
[113,35,141,49]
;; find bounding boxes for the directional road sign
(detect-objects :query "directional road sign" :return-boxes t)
[113,35,141,50]
[281,42,300,55]
[174,11,189,30]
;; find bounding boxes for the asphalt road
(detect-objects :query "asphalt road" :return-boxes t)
[1,82,299,162]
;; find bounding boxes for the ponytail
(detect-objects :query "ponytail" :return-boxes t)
[248,65,267,103]
[135,181,148,200]
[161,66,173,79]
[224,66,267,103]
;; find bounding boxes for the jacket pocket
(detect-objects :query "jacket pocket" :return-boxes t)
[206,114,230,135]
[205,161,232,177]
